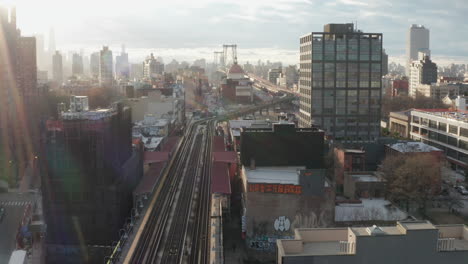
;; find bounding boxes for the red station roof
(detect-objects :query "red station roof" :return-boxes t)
[144,152,169,164]
[213,151,237,164]
[212,162,231,195]
[134,162,166,195]
[213,136,225,152]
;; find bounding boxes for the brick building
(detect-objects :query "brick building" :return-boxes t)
[221,62,253,104]
[238,123,334,252]
[333,148,366,192]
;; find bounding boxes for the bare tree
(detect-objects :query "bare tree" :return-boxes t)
[382,93,448,118]
[379,154,442,215]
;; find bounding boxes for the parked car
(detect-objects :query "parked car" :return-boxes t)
[455,186,468,195]
[0,207,4,222]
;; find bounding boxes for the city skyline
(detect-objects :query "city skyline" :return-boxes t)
[6,0,468,66]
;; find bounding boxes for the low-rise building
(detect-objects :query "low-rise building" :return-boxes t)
[228,119,272,151]
[385,141,444,160]
[389,110,411,138]
[277,221,468,264]
[132,115,171,151]
[411,82,459,99]
[343,171,386,199]
[238,123,334,252]
[410,109,468,169]
[443,95,468,111]
[334,198,407,224]
[241,166,334,252]
[124,90,184,124]
[221,62,253,104]
[333,148,366,191]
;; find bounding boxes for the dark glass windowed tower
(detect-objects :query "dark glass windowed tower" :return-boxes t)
[299,24,382,141]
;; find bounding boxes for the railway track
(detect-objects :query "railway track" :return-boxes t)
[123,120,214,264]
[188,120,214,264]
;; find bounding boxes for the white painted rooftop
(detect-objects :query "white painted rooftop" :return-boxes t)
[388,142,442,153]
[245,166,305,185]
[335,199,408,222]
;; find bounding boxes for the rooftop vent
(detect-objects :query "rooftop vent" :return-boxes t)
[367,225,386,236]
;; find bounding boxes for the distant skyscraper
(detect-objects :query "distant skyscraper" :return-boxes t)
[299,23,382,141]
[115,44,129,79]
[130,63,143,80]
[143,53,164,79]
[406,25,430,76]
[99,46,114,87]
[72,53,83,76]
[34,34,46,70]
[90,52,100,78]
[48,27,56,54]
[52,51,63,84]
[409,52,438,97]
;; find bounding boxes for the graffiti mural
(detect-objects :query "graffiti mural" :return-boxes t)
[274,216,291,232]
[248,235,294,251]
[292,211,329,229]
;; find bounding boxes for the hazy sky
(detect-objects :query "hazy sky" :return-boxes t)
[5,0,468,65]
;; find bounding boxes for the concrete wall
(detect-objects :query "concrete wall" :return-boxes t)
[296,228,348,242]
[280,228,468,264]
[245,190,334,251]
[389,116,410,138]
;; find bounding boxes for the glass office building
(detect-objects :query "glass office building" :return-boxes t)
[299,24,382,141]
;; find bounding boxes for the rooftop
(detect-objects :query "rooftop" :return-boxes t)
[343,149,365,154]
[228,63,245,74]
[277,221,468,258]
[61,108,116,120]
[412,109,468,123]
[347,172,385,182]
[387,142,442,153]
[335,198,407,222]
[141,136,163,150]
[244,166,305,185]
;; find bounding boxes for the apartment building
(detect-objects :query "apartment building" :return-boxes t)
[277,221,468,264]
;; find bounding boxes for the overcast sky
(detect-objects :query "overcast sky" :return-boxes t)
[6,0,468,65]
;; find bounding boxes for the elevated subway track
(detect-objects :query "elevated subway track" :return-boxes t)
[120,120,214,264]
[117,93,294,264]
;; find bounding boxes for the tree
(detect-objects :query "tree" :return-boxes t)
[381,94,448,118]
[379,154,442,215]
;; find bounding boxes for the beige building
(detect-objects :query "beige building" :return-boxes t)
[124,90,183,123]
[277,221,468,264]
[389,110,411,138]
[410,83,459,99]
